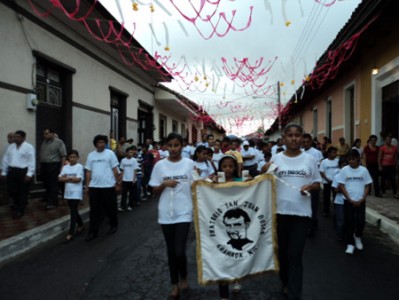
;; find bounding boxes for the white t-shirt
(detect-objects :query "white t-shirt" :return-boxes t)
[331,169,344,205]
[59,163,84,200]
[182,145,192,158]
[271,144,286,156]
[149,157,195,224]
[158,149,170,159]
[319,158,339,183]
[303,147,323,166]
[273,152,322,217]
[120,157,138,182]
[85,149,119,188]
[338,165,372,202]
[212,151,224,170]
[193,161,215,179]
[240,147,258,166]
[256,149,264,164]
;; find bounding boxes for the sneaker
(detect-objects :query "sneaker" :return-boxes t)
[345,244,355,255]
[232,282,241,293]
[354,235,363,250]
[118,207,124,212]
[127,206,133,211]
[142,197,148,201]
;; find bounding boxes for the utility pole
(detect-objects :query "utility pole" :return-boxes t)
[277,81,282,132]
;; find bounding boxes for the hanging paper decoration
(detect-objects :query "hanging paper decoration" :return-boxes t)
[221,57,278,87]
[307,15,378,89]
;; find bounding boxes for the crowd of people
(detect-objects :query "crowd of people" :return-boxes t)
[1,126,399,299]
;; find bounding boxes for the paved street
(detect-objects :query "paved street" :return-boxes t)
[0,197,399,300]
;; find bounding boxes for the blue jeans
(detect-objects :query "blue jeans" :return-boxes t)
[334,203,345,239]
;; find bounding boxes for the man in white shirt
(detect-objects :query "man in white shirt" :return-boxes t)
[196,133,209,148]
[85,134,121,241]
[271,138,286,156]
[302,133,324,236]
[241,140,259,177]
[1,130,35,219]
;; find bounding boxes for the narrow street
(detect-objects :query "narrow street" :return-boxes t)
[0,197,398,300]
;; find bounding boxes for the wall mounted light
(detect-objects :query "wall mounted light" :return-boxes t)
[371,66,379,75]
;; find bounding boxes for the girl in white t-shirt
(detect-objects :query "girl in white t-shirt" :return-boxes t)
[58,150,84,242]
[338,149,372,255]
[149,133,194,300]
[193,145,216,179]
[266,124,322,299]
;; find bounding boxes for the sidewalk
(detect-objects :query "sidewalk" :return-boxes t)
[366,192,399,244]
[0,197,89,263]
[0,192,398,264]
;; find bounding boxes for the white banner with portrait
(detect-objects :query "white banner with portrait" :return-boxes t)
[192,174,279,285]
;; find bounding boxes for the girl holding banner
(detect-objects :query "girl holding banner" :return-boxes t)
[269,124,322,299]
[149,133,194,300]
[213,155,249,299]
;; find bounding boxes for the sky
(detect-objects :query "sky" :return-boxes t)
[100,0,362,135]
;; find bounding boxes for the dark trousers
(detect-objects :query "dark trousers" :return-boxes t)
[218,284,229,298]
[310,190,319,231]
[121,181,136,208]
[67,200,83,235]
[88,187,118,234]
[161,222,191,285]
[136,175,142,203]
[142,167,152,194]
[323,183,336,214]
[344,200,365,245]
[6,167,31,213]
[41,162,61,206]
[381,165,397,195]
[334,203,345,239]
[277,214,310,300]
[367,164,380,196]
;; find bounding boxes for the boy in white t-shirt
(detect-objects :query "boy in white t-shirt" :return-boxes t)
[119,148,138,211]
[338,149,372,255]
[331,156,348,241]
[211,139,224,170]
[85,135,120,241]
[319,146,339,217]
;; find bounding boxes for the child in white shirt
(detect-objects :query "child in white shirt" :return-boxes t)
[119,148,138,211]
[331,156,348,241]
[338,149,372,255]
[319,146,339,216]
[193,145,216,179]
[58,150,84,242]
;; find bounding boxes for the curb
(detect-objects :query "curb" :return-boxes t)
[0,207,90,264]
[366,207,399,245]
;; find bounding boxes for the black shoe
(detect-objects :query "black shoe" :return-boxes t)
[85,232,98,241]
[107,227,118,234]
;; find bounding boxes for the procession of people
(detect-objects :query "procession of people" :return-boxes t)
[1,125,398,300]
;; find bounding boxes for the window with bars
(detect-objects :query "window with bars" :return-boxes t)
[36,63,62,107]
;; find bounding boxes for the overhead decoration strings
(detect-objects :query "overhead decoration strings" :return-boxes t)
[169,0,254,39]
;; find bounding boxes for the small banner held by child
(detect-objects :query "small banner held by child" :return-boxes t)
[192,174,279,285]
